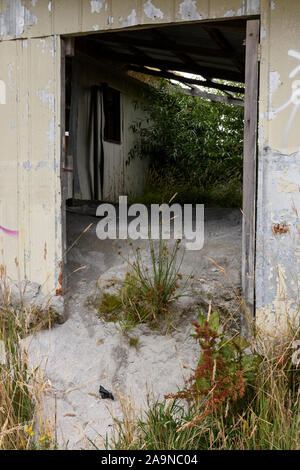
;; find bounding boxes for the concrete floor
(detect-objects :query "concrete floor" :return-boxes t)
[26,207,242,449]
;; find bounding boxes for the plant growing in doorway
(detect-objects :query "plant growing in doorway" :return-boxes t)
[97,238,192,332]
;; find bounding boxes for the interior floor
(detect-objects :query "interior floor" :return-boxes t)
[65,206,242,310]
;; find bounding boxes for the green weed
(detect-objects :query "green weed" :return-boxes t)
[98,238,190,331]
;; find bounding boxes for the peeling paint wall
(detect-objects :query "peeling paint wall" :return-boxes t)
[0,1,260,40]
[257,0,300,336]
[0,0,37,37]
[0,36,61,294]
[0,0,300,335]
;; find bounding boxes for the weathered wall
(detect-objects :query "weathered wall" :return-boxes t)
[256,1,300,335]
[0,35,61,294]
[0,1,260,40]
[0,0,300,335]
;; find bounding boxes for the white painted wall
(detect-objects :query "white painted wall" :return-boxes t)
[70,54,148,202]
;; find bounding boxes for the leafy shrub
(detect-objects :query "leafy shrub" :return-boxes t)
[128,82,244,207]
[165,310,260,426]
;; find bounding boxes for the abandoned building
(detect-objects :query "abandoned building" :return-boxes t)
[0,0,300,337]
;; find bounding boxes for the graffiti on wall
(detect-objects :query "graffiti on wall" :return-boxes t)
[272,50,300,152]
[0,202,18,237]
[0,225,18,237]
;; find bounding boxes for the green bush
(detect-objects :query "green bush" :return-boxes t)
[128,82,244,207]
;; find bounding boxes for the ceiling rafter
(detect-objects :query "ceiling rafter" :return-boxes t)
[180,85,244,106]
[117,39,154,64]
[203,26,244,74]
[93,33,244,62]
[126,65,244,95]
[150,29,201,74]
[76,38,244,83]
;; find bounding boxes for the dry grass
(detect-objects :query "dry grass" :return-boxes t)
[0,265,56,450]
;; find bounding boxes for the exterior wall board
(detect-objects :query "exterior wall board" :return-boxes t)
[0,40,19,281]
[0,36,61,294]
[0,1,260,41]
[256,0,300,335]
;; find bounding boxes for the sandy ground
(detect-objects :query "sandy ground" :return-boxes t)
[26,207,242,449]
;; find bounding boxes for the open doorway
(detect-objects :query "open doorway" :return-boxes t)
[61,18,259,326]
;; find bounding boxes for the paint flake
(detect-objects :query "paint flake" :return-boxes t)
[224,9,235,18]
[0,0,37,37]
[90,0,105,14]
[179,0,202,21]
[122,10,137,27]
[23,160,31,170]
[7,64,15,92]
[269,71,281,94]
[40,38,46,53]
[144,0,164,20]
[247,0,260,14]
[36,81,54,111]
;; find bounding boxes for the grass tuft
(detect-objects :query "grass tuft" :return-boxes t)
[98,238,190,332]
[0,266,56,450]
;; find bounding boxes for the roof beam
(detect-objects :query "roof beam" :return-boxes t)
[118,39,154,64]
[127,65,244,94]
[150,29,201,74]
[180,86,244,106]
[76,38,244,83]
[92,33,244,62]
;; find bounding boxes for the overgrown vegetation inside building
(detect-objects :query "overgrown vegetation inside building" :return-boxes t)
[128,81,244,207]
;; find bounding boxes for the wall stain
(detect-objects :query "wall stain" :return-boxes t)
[272,223,290,235]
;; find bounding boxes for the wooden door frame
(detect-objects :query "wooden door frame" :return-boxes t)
[242,19,260,318]
[60,37,74,294]
[60,21,260,314]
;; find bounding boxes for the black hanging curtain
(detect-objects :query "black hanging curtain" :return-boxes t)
[91,85,104,201]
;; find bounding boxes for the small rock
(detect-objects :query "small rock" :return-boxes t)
[99,385,114,400]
